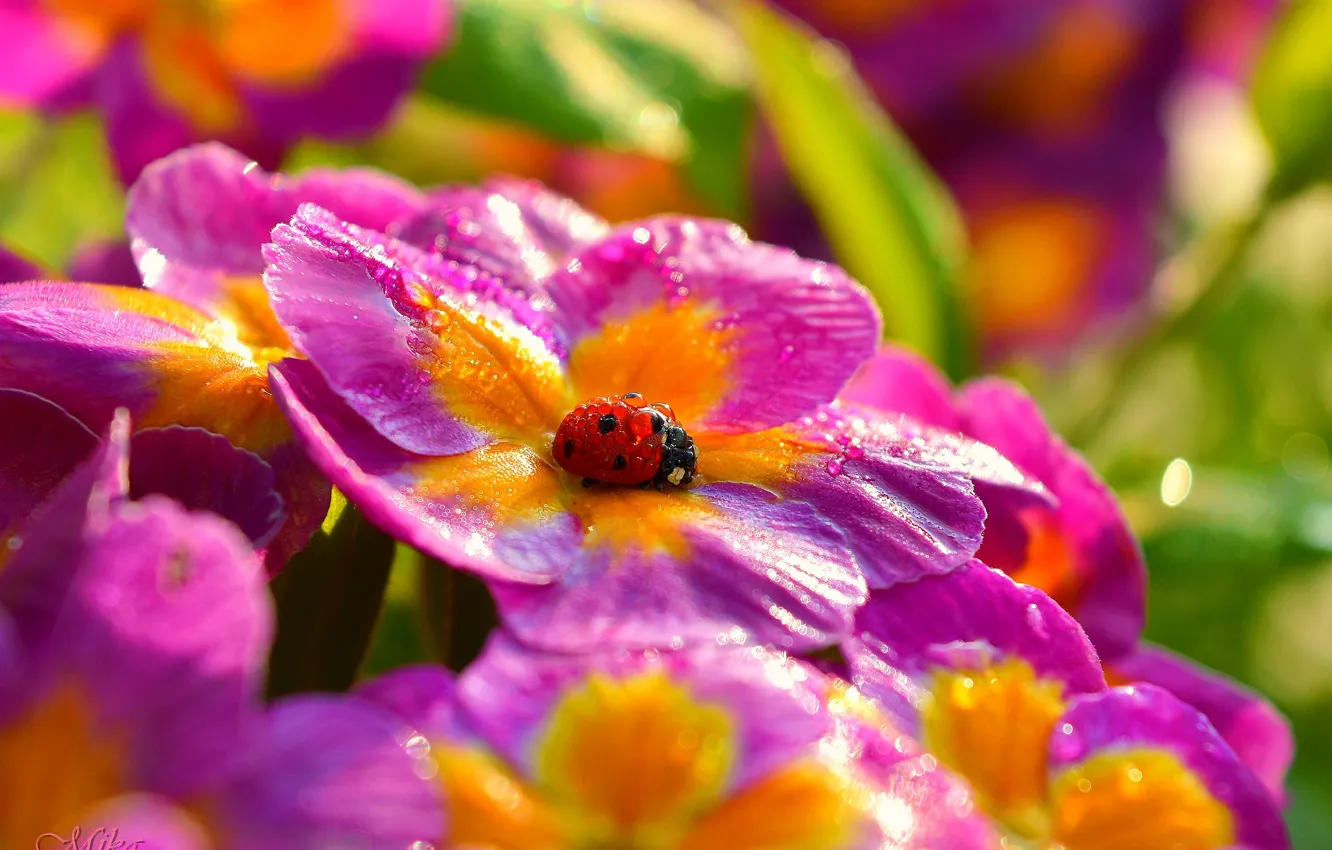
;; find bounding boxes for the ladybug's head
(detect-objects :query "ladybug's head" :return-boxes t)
[656,421,698,490]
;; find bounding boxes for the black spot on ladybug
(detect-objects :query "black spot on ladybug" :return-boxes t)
[598,414,618,434]
[622,392,642,399]
[614,454,627,470]
[563,439,575,459]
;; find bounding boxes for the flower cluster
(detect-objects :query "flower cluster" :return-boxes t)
[760,0,1277,354]
[0,0,451,181]
[0,144,1292,847]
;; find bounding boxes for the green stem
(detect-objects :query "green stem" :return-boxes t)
[265,504,396,698]
[418,559,499,672]
[1066,199,1274,449]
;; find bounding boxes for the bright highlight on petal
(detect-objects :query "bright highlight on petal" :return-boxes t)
[0,681,124,847]
[571,488,718,560]
[921,658,1067,836]
[534,671,735,846]
[217,274,294,351]
[413,442,565,529]
[1049,750,1235,850]
[416,287,570,447]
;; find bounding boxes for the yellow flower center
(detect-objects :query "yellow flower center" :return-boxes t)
[921,659,1238,849]
[428,671,861,849]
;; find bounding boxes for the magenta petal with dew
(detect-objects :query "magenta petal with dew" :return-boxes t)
[546,218,882,433]
[0,388,98,537]
[0,282,193,428]
[0,281,325,572]
[265,205,562,456]
[782,403,1049,588]
[492,482,867,654]
[397,178,609,287]
[269,358,555,585]
[958,378,1146,660]
[841,344,1146,661]
[846,562,1105,721]
[1050,684,1290,850]
[208,695,445,850]
[127,143,424,318]
[1108,642,1293,803]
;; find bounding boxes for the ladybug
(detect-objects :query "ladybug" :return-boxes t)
[553,392,698,490]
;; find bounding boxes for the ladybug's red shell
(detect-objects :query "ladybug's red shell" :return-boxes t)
[553,394,696,488]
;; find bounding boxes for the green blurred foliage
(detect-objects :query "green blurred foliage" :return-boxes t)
[0,110,123,270]
[734,1,971,378]
[1252,0,1332,200]
[1032,223,1332,846]
[420,0,752,217]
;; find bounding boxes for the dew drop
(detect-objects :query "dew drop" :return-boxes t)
[825,458,844,476]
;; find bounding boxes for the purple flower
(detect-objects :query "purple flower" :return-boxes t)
[844,344,1146,660]
[845,562,1290,849]
[0,0,452,182]
[0,408,441,847]
[0,143,433,571]
[357,633,997,848]
[262,182,1049,652]
[843,343,1294,798]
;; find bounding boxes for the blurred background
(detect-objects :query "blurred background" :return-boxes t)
[2,0,1330,844]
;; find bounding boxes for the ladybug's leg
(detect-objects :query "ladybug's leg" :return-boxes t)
[581,477,598,488]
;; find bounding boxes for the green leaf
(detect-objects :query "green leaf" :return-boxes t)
[732,2,971,377]
[265,499,397,697]
[0,110,124,269]
[1251,0,1332,199]
[420,0,752,216]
